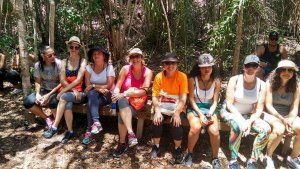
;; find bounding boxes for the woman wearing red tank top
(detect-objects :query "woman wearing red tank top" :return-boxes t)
[111,48,153,158]
[43,36,87,144]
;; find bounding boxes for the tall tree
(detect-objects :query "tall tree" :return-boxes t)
[10,0,31,95]
[49,0,55,48]
[28,0,38,58]
[232,0,244,76]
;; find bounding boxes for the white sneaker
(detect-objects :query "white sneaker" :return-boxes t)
[287,156,300,169]
[263,156,275,169]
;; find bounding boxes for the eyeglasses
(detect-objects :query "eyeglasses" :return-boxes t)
[244,63,259,69]
[269,38,278,41]
[164,61,177,65]
[278,68,295,73]
[69,46,80,50]
[129,55,141,59]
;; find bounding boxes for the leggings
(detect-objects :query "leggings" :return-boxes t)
[223,114,271,160]
[86,90,111,129]
[152,113,184,141]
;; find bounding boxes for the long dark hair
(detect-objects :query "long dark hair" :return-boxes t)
[38,46,54,72]
[188,62,218,80]
[267,69,298,93]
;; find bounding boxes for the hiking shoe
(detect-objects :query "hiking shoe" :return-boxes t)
[150,145,160,159]
[128,132,138,147]
[228,161,240,169]
[61,131,75,144]
[212,158,221,169]
[112,143,128,158]
[11,88,22,95]
[287,156,300,169]
[173,147,183,164]
[82,132,93,145]
[263,156,275,169]
[91,122,103,134]
[246,159,258,169]
[43,127,57,138]
[184,153,193,167]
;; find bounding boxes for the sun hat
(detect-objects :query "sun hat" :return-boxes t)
[276,59,298,72]
[128,48,143,57]
[269,31,279,39]
[65,36,81,46]
[198,53,214,67]
[87,45,109,63]
[244,54,260,65]
[161,52,179,63]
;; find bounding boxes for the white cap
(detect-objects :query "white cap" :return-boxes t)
[244,54,260,64]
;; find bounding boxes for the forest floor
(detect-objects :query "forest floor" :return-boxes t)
[0,83,293,169]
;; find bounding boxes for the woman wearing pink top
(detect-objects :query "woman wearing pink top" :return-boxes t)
[111,48,152,158]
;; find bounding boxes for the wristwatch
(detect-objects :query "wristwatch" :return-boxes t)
[92,84,95,88]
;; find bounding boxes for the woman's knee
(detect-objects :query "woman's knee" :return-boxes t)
[48,94,58,109]
[23,93,36,109]
[272,122,285,135]
[87,90,98,98]
[189,122,201,134]
[209,125,220,137]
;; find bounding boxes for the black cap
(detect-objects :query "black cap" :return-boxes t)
[87,45,109,63]
[161,52,179,63]
[269,31,279,38]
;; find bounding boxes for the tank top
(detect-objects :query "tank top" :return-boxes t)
[194,77,215,104]
[233,75,261,114]
[272,91,293,117]
[260,44,281,71]
[121,65,146,92]
[60,57,83,92]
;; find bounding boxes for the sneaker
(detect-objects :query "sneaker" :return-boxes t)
[212,158,221,169]
[128,132,138,147]
[263,156,275,169]
[246,159,258,169]
[61,131,75,144]
[11,88,22,95]
[91,122,103,134]
[150,145,160,159]
[112,143,128,158]
[43,127,57,138]
[184,153,193,167]
[82,132,93,145]
[287,156,300,169]
[173,147,183,164]
[228,160,240,169]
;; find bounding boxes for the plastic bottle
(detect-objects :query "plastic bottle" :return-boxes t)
[111,101,117,116]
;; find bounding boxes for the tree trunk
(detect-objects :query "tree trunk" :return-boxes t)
[11,0,31,96]
[160,0,172,52]
[232,1,244,76]
[49,0,55,48]
[28,0,38,59]
[0,0,3,32]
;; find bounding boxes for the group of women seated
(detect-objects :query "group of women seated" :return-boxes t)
[23,36,300,169]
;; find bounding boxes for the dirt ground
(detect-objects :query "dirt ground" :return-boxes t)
[0,82,293,169]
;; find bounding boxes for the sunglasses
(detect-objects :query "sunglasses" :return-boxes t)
[244,63,259,69]
[269,38,278,41]
[164,61,177,65]
[129,55,141,59]
[69,46,80,50]
[277,68,295,73]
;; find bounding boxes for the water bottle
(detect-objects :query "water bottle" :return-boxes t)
[111,101,117,116]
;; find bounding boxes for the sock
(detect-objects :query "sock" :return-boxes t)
[155,144,159,148]
[69,130,74,133]
[51,126,57,130]
[230,159,237,164]
[175,146,181,150]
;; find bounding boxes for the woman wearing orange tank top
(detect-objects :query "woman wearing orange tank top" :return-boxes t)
[43,36,87,144]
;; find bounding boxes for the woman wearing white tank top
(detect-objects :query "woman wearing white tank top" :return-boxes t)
[220,55,271,169]
[184,53,221,168]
